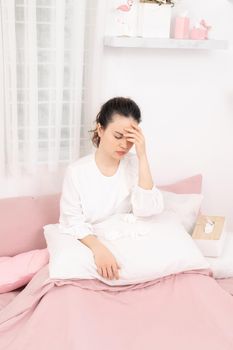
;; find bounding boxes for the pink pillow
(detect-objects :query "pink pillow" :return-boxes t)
[0,249,49,293]
[0,193,60,257]
[158,174,202,194]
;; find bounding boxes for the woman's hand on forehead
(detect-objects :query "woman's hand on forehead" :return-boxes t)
[123,123,146,159]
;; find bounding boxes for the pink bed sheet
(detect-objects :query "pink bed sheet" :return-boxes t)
[216,277,233,296]
[0,288,23,312]
[0,265,233,350]
[1,276,232,312]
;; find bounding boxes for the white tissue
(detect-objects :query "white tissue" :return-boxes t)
[204,222,214,234]
[123,213,137,223]
[93,213,151,241]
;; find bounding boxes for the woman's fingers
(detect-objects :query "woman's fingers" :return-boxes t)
[97,263,121,280]
[102,266,113,280]
[124,131,142,144]
[102,267,108,279]
[124,125,141,136]
[112,265,119,279]
[105,266,112,279]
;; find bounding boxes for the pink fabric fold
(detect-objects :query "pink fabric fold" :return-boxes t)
[0,266,233,350]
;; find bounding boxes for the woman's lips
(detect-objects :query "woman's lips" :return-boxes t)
[116,151,126,156]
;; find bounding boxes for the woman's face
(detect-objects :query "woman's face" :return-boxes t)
[97,114,138,159]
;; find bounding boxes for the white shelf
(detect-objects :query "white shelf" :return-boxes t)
[104,36,229,50]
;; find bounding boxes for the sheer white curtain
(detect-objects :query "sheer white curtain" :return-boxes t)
[0,0,87,176]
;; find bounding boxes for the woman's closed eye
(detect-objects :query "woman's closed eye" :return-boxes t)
[114,136,122,140]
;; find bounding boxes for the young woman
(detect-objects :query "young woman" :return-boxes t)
[59,97,164,281]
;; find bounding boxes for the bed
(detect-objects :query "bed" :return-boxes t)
[1,175,233,349]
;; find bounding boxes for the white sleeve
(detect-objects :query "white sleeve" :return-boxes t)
[131,184,164,217]
[59,166,96,240]
[128,154,164,217]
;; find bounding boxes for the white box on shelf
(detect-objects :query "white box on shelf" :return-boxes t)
[137,3,172,38]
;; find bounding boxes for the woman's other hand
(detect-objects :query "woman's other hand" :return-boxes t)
[92,243,121,280]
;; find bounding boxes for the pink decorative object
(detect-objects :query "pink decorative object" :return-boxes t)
[117,0,134,12]
[190,19,212,40]
[174,16,190,39]
[200,19,212,39]
[190,27,206,40]
[116,0,134,36]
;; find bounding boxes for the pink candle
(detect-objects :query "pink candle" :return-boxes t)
[174,17,190,39]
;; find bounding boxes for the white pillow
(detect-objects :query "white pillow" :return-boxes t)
[161,191,203,234]
[206,232,233,278]
[44,213,209,286]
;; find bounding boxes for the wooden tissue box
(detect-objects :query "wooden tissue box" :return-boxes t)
[192,215,226,257]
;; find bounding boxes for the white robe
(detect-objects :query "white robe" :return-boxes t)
[59,151,164,239]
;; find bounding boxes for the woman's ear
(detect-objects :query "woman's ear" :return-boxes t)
[96,123,103,138]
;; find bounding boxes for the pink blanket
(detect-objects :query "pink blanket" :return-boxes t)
[0,265,233,350]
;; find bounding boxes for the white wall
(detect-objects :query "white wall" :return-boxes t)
[100,0,233,230]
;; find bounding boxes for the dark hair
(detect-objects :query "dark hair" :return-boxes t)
[89,97,141,148]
